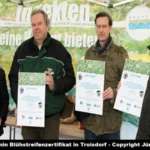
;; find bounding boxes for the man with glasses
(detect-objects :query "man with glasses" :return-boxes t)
[76,12,128,140]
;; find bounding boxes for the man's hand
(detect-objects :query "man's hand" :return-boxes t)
[45,71,55,91]
[103,87,114,100]
[117,81,121,92]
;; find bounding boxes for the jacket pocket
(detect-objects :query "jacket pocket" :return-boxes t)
[105,109,122,131]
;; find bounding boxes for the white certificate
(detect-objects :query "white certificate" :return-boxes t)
[17,72,45,127]
[114,59,150,117]
[75,60,105,115]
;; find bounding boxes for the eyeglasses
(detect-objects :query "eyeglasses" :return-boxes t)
[95,25,109,30]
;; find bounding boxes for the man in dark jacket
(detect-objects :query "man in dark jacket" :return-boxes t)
[0,68,9,136]
[136,77,150,140]
[8,9,75,140]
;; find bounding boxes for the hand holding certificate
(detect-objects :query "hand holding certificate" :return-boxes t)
[75,60,105,115]
[17,72,45,127]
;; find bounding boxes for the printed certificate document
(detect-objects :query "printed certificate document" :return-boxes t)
[75,59,105,115]
[17,72,45,127]
[114,59,150,117]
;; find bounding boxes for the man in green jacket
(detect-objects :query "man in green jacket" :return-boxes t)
[81,12,128,140]
[8,9,75,140]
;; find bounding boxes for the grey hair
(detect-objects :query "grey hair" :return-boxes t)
[31,9,50,25]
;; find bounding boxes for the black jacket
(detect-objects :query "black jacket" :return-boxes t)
[136,77,150,140]
[8,33,75,117]
[0,68,9,136]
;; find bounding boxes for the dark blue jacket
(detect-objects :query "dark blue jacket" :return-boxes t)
[136,77,150,139]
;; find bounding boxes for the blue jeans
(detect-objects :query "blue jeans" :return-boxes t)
[84,128,120,140]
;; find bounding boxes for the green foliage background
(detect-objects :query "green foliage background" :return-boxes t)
[1,0,150,128]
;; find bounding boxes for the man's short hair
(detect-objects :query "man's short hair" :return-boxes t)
[94,12,113,26]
